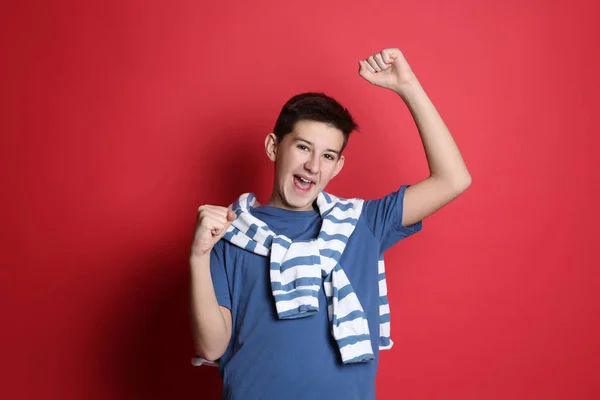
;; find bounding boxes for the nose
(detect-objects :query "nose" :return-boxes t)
[304,153,320,174]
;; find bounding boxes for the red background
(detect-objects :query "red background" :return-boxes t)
[2,0,599,399]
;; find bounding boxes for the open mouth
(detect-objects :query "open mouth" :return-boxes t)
[293,174,315,192]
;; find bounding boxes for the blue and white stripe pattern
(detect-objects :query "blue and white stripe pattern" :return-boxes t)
[221,192,394,364]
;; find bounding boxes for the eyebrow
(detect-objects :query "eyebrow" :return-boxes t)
[295,137,341,155]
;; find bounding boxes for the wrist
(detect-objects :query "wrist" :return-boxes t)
[393,77,424,103]
[190,250,211,265]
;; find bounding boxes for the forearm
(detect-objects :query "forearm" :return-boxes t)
[396,78,471,188]
[189,254,231,360]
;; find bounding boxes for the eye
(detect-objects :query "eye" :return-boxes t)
[324,154,336,161]
[297,144,309,151]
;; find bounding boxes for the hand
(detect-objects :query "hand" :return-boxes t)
[190,205,236,258]
[358,48,417,94]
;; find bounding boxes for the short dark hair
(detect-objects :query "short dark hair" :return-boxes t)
[272,92,358,153]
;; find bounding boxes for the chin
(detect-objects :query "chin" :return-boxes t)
[282,187,318,210]
[284,196,314,211]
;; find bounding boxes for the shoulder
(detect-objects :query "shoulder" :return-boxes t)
[361,185,411,218]
[356,185,423,251]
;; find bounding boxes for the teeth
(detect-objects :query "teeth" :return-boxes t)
[297,176,311,184]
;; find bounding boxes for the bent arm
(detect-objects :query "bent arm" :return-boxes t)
[189,253,232,361]
[397,78,472,227]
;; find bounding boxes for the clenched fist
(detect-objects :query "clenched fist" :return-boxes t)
[358,48,417,94]
[190,205,236,258]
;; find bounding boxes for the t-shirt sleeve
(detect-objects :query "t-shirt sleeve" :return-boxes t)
[210,240,232,310]
[362,184,423,253]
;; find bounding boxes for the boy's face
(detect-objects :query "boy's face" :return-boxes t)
[265,120,345,211]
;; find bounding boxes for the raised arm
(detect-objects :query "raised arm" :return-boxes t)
[358,48,471,227]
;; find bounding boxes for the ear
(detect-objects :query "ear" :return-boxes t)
[264,133,277,162]
[332,154,345,178]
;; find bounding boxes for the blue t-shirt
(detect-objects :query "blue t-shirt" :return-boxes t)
[209,185,422,400]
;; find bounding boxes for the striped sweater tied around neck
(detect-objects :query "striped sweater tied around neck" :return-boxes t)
[219,192,394,364]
